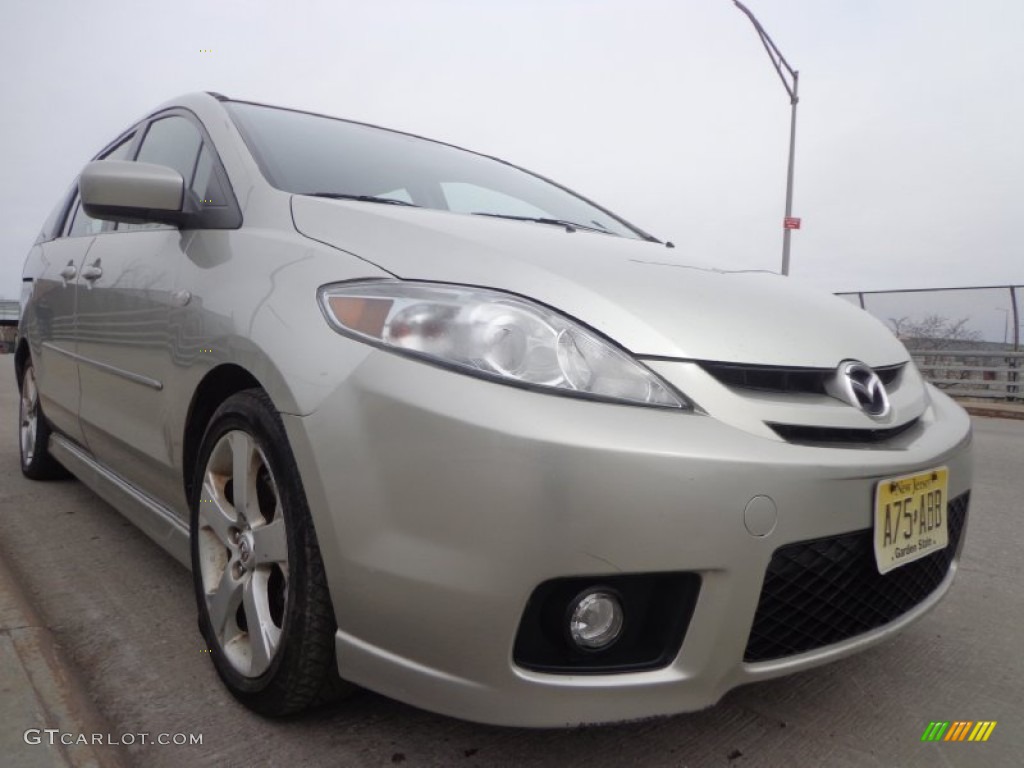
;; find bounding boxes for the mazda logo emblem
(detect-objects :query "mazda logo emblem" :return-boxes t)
[827,360,891,417]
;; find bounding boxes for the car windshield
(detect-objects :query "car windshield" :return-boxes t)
[224,101,649,240]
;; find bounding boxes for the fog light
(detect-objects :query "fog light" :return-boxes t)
[568,590,623,650]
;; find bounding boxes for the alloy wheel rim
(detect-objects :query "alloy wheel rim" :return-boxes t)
[197,430,289,677]
[20,369,38,464]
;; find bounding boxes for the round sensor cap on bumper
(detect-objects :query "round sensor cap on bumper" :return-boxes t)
[568,590,624,650]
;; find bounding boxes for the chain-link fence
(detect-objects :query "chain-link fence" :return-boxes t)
[836,285,1022,401]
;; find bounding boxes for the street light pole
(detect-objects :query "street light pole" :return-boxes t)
[996,307,1010,345]
[782,73,799,276]
[732,1,799,276]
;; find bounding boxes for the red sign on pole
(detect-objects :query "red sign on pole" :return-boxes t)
[784,217,802,230]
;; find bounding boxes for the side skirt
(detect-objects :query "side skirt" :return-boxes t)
[49,435,191,568]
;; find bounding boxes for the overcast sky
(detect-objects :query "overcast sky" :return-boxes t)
[2,0,1022,318]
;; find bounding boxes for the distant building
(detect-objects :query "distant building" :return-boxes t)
[0,299,18,322]
[0,299,19,354]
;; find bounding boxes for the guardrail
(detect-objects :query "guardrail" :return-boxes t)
[909,349,1021,401]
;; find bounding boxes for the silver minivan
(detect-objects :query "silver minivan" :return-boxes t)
[16,92,972,726]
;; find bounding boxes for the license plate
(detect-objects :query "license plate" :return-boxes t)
[873,467,949,574]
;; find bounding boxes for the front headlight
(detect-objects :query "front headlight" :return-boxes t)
[318,281,689,409]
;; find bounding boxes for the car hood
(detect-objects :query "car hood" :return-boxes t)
[292,197,908,368]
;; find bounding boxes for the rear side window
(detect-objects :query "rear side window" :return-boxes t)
[71,134,139,237]
[36,183,76,243]
[36,134,136,243]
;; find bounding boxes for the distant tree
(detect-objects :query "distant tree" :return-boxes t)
[888,315,980,351]
[889,315,982,384]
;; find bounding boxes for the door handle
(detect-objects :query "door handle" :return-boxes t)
[59,262,77,281]
[81,264,103,282]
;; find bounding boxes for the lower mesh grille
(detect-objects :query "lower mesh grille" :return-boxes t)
[768,418,920,446]
[743,492,969,663]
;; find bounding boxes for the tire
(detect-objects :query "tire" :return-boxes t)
[18,360,69,480]
[190,388,352,716]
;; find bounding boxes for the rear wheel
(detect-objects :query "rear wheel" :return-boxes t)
[18,360,68,480]
[191,388,352,716]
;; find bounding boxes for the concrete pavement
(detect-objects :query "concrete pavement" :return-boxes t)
[957,400,1024,420]
[0,549,126,768]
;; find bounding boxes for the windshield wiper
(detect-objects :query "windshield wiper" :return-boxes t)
[301,192,420,207]
[470,212,617,236]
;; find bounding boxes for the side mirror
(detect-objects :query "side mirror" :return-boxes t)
[80,160,187,226]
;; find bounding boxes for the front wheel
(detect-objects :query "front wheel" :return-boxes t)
[191,389,351,716]
[18,360,68,480]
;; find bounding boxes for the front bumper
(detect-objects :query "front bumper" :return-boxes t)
[282,353,973,727]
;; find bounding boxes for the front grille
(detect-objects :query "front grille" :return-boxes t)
[768,418,920,446]
[743,492,969,663]
[701,361,903,395]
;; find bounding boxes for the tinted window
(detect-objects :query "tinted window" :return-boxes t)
[118,117,202,231]
[82,133,138,233]
[37,182,76,243]
[103,134,137,162]
[68,198,104,237]
[136,116,202,183]
[191,144,228,206]
[225,101,645,240]
[38,134,136,242]
[378,187,414,204]
[442,182,547,218]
